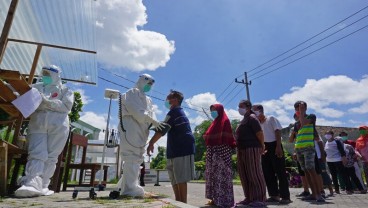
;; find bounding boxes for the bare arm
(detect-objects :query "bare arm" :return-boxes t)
[146,132,163,156]
[289,130,296,143]
[317,140,326,162]
[256,131,265,152]
[275,129,284,157]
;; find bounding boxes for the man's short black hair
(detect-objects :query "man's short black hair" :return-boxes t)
[239,99,252,108]
[339,131,348,136]
[168,90,184,105]
[294,101,307,109]
[326,130,334,135]
[253,104,264,113]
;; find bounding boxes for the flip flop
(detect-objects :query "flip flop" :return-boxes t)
[265,197,279,202]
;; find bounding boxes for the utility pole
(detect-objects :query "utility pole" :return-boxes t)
[235,72,252,102]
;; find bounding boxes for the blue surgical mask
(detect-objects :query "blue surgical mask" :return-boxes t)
[42,76,52,85]
[165,100,172,109]
[143,84,151,93]
[210,111,218,119]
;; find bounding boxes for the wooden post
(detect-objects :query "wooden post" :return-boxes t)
[28,44,42,84]
[0,141,8,196]
[0,0,19,64]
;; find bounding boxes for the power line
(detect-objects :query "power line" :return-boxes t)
[224,85,245,107]
[220,84,239,103]
[98,76,206,114]
[98,67,207,111]
[217,80,235,100]
[251,23,368,81]
[225,5,368,104]
[247,5,368,75]
[98,67,166,96]
[248,13,368,78]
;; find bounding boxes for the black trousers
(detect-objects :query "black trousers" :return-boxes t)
[345,166,364,191]
[262,141,290,199]
[327,161,350,192]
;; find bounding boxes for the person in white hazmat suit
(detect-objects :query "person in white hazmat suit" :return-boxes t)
[15,65,74,198]
[118,74,164,197]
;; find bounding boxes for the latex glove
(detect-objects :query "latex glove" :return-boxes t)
[40,93,58,109]
[150,119,164,131]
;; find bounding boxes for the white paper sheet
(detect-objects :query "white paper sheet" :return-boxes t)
[11,88,42,118]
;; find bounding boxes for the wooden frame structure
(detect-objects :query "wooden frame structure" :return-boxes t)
[0,0,97,196]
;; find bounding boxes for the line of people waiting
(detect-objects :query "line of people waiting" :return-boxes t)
[204,99,368,208]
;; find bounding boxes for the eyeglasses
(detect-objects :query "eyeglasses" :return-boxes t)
[140,75,155,83]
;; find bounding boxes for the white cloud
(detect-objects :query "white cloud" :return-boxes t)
[225,109,242,121]
[254,75,368,127]
[80,111,107,140]
[189,115,207,126]
[349,100,368,114]
[280,75,368,108]
[95,0,175,71]
[315,117,343,127]
[152,104,162,115]
[185,92,218,110]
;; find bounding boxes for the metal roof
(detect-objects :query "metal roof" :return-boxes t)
[0,0,97,84]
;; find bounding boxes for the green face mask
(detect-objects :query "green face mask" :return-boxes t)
[42,76,52,85]
[341,136,348,141]
[360,130,367,135]
[143,84,151,93]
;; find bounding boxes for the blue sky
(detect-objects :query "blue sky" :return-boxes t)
[69,0,368,147]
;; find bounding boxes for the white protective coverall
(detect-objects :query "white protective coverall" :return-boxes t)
[15,65,74,198]
[118,74,163,196]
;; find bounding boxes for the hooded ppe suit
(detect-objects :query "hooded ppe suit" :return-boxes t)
[15,65,74,198]
[118,74,162,197]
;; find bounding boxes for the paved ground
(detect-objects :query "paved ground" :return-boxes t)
[1,182,368,207]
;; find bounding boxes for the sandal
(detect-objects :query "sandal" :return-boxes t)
[248,201,266,207]
[279,198,292,204]
[265,197,279,202]
[206,200,215,205]
[301,195,316,201]
[236,199,250,206]
[316,197,325,203]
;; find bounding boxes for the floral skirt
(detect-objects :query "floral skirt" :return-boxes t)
[205,145,234,208]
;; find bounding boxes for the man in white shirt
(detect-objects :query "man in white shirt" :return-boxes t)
[252,105,291,204]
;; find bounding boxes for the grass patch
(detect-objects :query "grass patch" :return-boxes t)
[30,203,43,206]
[143,198,155,203]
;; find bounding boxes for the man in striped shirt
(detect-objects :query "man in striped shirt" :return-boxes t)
[294,101,324,203]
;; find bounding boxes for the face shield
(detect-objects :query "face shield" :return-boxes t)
[41,65,61,85]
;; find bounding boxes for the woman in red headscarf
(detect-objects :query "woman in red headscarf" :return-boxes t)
[203,104,236,208]
[355,126,368,187]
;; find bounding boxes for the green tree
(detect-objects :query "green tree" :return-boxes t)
[68,91,83,123]
[231,119,240,133]
[150,146,167,169]
[193,120,211,162]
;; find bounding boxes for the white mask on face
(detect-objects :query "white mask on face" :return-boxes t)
[254,110,261,116]
[238,108,246,116]
[324,134,332,140]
